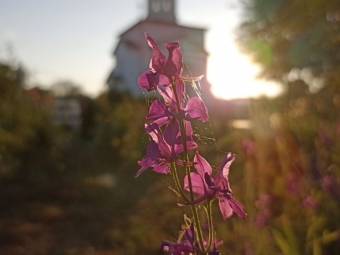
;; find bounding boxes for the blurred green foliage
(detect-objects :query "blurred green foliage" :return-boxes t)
[0,63,179,254]
[239,0,340,83]
[0,63,64,178]
[229,0,340,254]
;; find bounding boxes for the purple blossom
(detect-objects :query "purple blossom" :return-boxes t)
[209,244,221,255]
[285,172,301,195]
[161,224,222,255]
[182,152,246,220]
[321,174,340,199]
[146,79,208,132]
[138,34,203,91]
[254,194,273,210]
[254,209,273,227]
[254,194,273,227]
[160,240,194,255]
[241,139,257,156]
[302,196,319,210]
[138,33,183,91]
[136,120,197,177]
[160,224,195,255]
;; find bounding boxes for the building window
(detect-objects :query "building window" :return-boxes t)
[152,0,161,13]
[162,0,172,13]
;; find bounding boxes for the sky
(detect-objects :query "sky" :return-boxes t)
[0,0,282,100]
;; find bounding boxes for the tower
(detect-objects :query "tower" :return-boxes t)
[147,0,176,23]
[107,0,212,104]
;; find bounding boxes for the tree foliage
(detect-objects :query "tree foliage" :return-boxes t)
[239,0,340,86]
[0,63,64,176]
[236,2,340,254]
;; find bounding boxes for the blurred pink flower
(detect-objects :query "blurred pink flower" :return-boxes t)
[241,139,257,156]
[254,209,273,227]
[302,196,319,210]
[254,194,273,227]
[255,194,273,210]
[321,174,340,199]
[285,172,300,195]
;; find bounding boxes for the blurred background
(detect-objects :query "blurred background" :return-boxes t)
[1,0,340,254]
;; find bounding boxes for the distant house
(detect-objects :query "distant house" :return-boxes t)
[26,87,96,135]
[26,87,54,109]
[107,0,212,100]
[53,97,82,132]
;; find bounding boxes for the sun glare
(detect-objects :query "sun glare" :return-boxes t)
[206,39,282,100]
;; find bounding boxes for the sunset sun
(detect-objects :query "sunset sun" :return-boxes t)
[206,35,281,100]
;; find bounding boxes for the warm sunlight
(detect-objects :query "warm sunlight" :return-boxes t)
[207,49,282,100]
[206,30,282,100]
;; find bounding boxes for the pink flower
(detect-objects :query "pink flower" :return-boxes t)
[285,172,300,195]
[138,33,183,91]
[254,194,273,227]
[138,33,203,91]
[302,196,319,210]
[161,223,223,255]
[321,174,340,199]
[145,79,208,132]
[254,209,273,227]
[241,139,257,156]
[182,152,246,220]
[136,120,197,177]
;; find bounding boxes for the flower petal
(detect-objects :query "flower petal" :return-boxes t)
[145,117,170,134]
[227,195,247,219]
[194,152,212,177]
[135,141,163,177]
[156,132,172,160]
[163,119,180,155]
[157,84,173,104]
[146,140,162,159]
[137,71,159,91]
[185,97,209,122]
[145,33,166,73]
[204,172,216,189]
[136,156,154,177]
[217,153,235,179]
[184,172,206,196]
[146,100,171,120]
[160,240,194,255]
[218,197,233,220]
[170,79,185,112]
[158,74,170,86]
[153,159,170,174]
[164,41,183,76]
[184,224,195,247]
[173,120,197,154]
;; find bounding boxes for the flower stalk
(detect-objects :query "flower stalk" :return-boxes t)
[136,33,246,255]
[170,76,206,251]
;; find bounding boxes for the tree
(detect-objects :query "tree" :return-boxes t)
[238,0,340,88]
[0,62,64,176]
[235,2,340,254]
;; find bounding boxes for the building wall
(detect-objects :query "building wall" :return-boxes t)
[108,21,209,98]
[53,98,82,132]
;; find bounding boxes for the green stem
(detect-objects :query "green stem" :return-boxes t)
[204,200,214,253]
[170,77,193,199]
[170,76,205,253]
[170,161,190,202]
[191,206,205,254]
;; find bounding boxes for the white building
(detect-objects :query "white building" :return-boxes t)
[107,0,211,99]
[53,98,82,132]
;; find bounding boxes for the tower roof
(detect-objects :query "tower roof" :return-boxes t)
[146,0,176,23]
